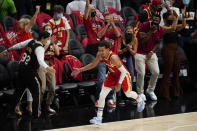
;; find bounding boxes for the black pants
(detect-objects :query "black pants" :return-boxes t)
[13,68,42,118]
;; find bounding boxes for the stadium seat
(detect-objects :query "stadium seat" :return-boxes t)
[20,14,32,19]
[0,45,9,65]
[6,61,19,87]
[69,29,77,40]
[114,22,125,32]
[2,16,16,32]
[74,24,87,43]
[59,83,79,107]
[80,53,97,80]
[121,7,137,27]
[0,64,10,88]
[68,39,85,59]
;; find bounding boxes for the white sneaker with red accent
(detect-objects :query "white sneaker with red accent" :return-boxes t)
[107,99,116,108]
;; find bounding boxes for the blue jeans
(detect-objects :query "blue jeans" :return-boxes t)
[96,62,114,101]
[117,56,135,97]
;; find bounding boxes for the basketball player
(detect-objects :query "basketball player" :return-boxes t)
[71,40,145,125]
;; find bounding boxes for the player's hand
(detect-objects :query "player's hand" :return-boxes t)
[0,50,9,57]
[115,83,121,92]
[71,68,82,78]
[47,66,55,74]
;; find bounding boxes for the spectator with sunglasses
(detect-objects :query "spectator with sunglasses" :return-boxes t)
[135,15,164,101]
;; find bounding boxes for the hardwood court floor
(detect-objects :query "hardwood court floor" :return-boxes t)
[49,112,197,131]
[0,86,197,131]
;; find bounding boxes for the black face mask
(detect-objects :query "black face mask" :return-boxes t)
[125,33,133,43]
[167,20,173,25]
[104,21,108,26]
[91,11,96,17]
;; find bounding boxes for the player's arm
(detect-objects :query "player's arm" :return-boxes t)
[111,55,127,92]
[71,52,101,78]
[111,55,127,84]
[0,39,32,57]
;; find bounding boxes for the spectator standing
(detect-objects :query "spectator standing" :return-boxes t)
[135,15,164,101]
[48,5,70,58]
[159,9,186,100]
[92,0,121,12]
[0,0,16,21]
[66,1,86,15]
[84,0,103,56]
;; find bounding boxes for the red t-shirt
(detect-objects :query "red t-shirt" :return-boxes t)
[84,17,103,45]
[98,26,121,54]
[137,21,164,55]
[16,28,33,60]
[16,28,33,42]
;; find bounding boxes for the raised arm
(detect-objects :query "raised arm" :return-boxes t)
[84,0,90,20]
[163,10,178,34]
[176,6,187,31]
[25,6,40,32]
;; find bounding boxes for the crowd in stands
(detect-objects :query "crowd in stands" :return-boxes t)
[0,0,197,118]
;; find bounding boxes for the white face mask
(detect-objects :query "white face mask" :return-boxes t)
[47,30,52,36]
[46,40,51,46]
[56,13,63,19]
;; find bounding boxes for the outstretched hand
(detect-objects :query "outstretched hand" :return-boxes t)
[71,68,82,78]
[0,50,9,57]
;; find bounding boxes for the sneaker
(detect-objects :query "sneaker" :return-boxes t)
[107,99,116,108]
[95,101,99,107]
[137,96,145,112]
[139,94,146,101]
[47,108,56,114]
[146,90,157,101]
[89,117,102,125]
[15,108,22,116]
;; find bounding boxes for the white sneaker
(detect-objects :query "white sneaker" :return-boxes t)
[139,94,146,101]
[107,99,116,108]
[146,90,157,101]
[89,117,102,125]
[137,95,145,112]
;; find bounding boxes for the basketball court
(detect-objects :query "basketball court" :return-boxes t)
[48,112,197,131]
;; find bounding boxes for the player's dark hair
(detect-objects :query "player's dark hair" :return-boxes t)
[38,31,50,41]
[98,40,110,49]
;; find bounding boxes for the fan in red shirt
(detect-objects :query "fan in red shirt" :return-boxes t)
[97,13,121,54]
[83,0,104,56]
[14,6,40,61]
[48,5,71,58]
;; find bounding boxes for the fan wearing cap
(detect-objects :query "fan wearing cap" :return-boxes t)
[135,0,162,33]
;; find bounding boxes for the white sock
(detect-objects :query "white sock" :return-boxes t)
[97,108,103,120]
